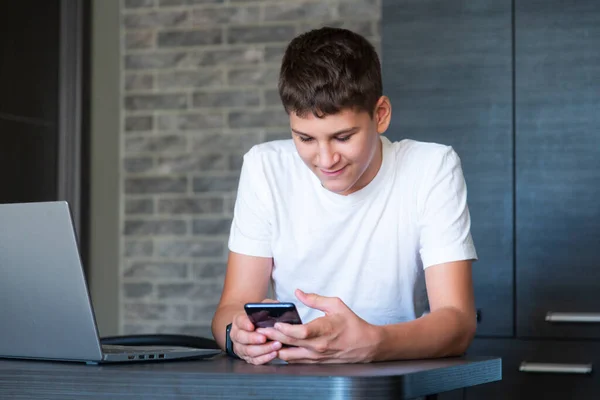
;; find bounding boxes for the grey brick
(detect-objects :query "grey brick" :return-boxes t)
[264,2,334,22]
[227,67,279,86]
[228,109,288,128]
[156,153,228,173]
[123,11,189,29]
[125,304,164,320]
[157,197,224,214]
[192,6,260,25]
[157,113,224,131]
[124,0,155,8]
[299,20,374,38]
[157,70,224,89]
[155,240,224,258]
[125,73,154,91]
[264,45,286,63]
[124,303,188,321]
[193,261,226,279]
[264,131,291,142]
[228,25,296,44]
[191,304,219,322]
[125,52,187,70]
[157,283,194,299]
[125,115,153,132]
[224,195,236,215]
[123,324,150,335]
[192,90,260,109]
[190,282,224,301]
[264,88,280,106]
[192,218,231,235]
[125,94,188,111]
[125,135,187,153]
[124,240,154,257]
[125,177,188,194]
[156,324,213,337]
[338,0,380,19]
[124,157,154,173]
[125,31,155,49]
[158,29,222,47]
[190,132,261,152]
[124,219,187,235]
[193,175,239,193]
[125,198,154,214]
[229,153,244,170]
[123,283,153,299]
[160,0,223,6]
[185,47,263,67]
[124,262,188,278]
[157,282,222,300]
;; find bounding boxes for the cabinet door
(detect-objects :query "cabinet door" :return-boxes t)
[515,0,600,338]
[382,0,514,336]
[465,338,600,400]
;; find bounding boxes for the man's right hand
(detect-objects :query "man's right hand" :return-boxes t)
[231,311,282,365]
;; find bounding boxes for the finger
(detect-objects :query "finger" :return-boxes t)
[247,350,279,365]
[243,341,282,358]
[274,319,326,340]
[255,327,298,346]
[261,298,279,304]
[277,345,319,363]
[233,327,267,345]
[234,313,255,331]
[295,289,344,314]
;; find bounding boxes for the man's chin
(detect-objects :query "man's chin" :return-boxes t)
[320,180,353,195]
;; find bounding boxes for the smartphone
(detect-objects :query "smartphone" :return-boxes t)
[244,302,303,328]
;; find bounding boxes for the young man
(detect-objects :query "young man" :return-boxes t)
[211,27,477,365]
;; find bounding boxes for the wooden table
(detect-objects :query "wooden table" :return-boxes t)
[0,354,501,399]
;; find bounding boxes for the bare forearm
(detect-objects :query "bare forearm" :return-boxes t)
[371,307,476,361]
[211,303,244,350]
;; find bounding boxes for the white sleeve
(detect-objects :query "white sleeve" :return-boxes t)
[417,146,478,269]
[228,148,273,258]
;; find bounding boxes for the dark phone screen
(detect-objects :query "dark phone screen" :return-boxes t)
[245,304,302,328]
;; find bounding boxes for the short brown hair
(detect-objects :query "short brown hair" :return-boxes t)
[278,27,382,119]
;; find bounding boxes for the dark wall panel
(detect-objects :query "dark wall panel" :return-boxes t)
[0,119,57,203]
[0,0,60,123]
[515,0,600,339]
[382,0,514,336]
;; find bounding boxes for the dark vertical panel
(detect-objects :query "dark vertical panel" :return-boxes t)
[0,119,57,203]
[0,0,60,123]
[466,339,600,399]
[382,0,514,336]
[0,0,60,204]
[515,0,600,338]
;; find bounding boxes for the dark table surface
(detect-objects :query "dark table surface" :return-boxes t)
[0,353,501,399]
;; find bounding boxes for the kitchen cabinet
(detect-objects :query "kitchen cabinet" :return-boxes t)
[382,0,514,337]
[382,0,600,398]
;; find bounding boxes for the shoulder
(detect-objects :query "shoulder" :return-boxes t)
[243,139,299,169]
[388,138,461,177]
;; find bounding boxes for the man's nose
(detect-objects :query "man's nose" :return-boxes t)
[317,144,340,169]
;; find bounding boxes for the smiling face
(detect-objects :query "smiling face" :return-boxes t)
[290,96,392,196]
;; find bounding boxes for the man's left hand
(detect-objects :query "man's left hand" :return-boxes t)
[255,289,380,364]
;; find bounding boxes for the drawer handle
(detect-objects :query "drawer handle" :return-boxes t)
[519,362,593,374]
[546,312,600,323]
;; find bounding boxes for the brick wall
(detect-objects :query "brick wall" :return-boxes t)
[120,0,381,337]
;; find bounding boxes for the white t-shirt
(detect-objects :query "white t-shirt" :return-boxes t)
[228,135,477,325]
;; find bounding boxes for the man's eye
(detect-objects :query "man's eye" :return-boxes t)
[299,136,313,142]
[336,136,351,142]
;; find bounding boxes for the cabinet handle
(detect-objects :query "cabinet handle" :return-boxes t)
[545,312,600,323]
[519,362,593,374]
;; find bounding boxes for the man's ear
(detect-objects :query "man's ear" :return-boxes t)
[375,96,392,134]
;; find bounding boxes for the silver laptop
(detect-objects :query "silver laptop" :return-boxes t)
[0,201,222,364]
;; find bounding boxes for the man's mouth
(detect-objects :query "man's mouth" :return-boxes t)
[320,165,346,177]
